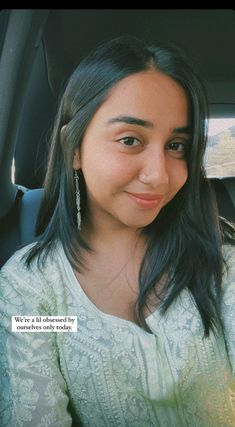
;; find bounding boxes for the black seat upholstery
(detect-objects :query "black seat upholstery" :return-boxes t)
[222,177,235,208]
[210,177,235,223]
[0,188,43,267]
[18,188,44,246]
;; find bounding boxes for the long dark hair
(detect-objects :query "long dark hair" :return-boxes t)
[26,35,235,335]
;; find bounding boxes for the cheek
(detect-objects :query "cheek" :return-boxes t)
[81,146,136,189]
[81,156,121,197]
[170,162,188,191]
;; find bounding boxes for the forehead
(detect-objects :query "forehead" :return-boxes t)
[94,70,189,128]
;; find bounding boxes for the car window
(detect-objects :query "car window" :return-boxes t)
[205,118,235,178]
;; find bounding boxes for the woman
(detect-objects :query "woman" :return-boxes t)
[0,35,235,427]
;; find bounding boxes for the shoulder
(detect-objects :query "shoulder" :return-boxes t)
[222,244,235,272]
[0,241,66,303]
[221,244,235,292]
[2,243,48,282]
[1,240,65,272]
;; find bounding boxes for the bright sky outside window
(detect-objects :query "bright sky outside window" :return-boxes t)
[205,118,235,178]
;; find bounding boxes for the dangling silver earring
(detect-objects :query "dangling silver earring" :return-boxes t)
[74,170,81,230]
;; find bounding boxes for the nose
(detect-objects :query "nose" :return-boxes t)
[139,148,169,189]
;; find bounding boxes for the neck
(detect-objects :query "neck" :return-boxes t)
[81,212,146,254]
[79,216,148,293]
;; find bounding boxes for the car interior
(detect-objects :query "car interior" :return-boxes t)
[0,9,235,267]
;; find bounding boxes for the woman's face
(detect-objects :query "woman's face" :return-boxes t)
[73,70,190,231]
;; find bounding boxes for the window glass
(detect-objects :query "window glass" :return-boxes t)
[205,118,235,178]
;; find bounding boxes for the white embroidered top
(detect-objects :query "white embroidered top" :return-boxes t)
[0,242,235,427]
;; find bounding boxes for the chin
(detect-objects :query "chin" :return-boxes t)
[123,216,159,229]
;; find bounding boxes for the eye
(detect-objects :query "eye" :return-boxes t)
[118,136,141,147]
[167,141,188,158]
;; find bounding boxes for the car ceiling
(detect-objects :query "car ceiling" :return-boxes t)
[43,9,235,106]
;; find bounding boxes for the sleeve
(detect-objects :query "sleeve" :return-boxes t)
[221,246,235,375]
[0,253,73,427]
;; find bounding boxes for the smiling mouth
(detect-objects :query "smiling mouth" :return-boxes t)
[126,192,164,208]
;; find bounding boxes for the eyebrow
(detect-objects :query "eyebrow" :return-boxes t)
[106,115,153,128]
[106,115,192,134]
[173,126,192,134]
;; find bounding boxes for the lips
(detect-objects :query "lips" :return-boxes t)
[126,192,163,208]
[127,192,163,200]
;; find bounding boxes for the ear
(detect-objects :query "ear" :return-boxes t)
[73,148,81,170]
